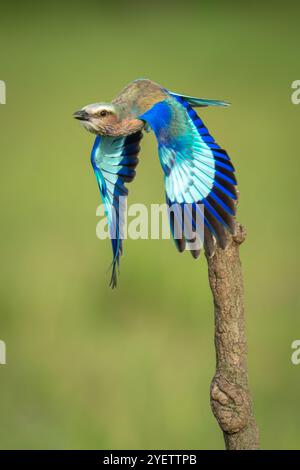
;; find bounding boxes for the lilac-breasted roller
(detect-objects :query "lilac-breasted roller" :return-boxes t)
[74,79,237,288]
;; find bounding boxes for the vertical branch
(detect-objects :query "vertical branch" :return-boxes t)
[205,223,259,450]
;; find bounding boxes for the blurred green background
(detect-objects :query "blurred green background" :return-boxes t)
[0,0,299,450]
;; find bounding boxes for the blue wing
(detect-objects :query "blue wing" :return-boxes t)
[91,131,143,287]
[139,95,237,257]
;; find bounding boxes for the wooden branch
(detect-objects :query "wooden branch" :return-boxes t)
[205,222,259,450]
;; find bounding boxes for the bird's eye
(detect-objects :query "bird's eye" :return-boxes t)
[100,110,108,117]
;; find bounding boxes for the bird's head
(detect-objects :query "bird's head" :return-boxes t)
[73,102,120,135]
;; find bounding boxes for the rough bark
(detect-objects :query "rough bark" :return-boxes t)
[205,223,259,450]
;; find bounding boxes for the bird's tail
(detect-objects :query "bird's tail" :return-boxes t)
[169,91,230,108]
[109,238,122,289]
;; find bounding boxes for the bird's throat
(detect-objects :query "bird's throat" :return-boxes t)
[103,118,145,137]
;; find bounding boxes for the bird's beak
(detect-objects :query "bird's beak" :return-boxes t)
[73,110,90,121]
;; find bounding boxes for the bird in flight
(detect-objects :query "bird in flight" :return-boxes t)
[74,79,237,288]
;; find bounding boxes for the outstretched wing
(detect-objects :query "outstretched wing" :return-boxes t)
[91,131,143,287]
[139,95,237,257]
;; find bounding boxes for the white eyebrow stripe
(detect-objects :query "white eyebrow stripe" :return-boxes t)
[83,103,116,115]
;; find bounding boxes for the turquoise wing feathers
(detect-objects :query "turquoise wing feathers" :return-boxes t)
[91,132,143,287]
[139,94,237,256]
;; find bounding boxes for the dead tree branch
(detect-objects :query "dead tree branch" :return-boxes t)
[205,223,259,450]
